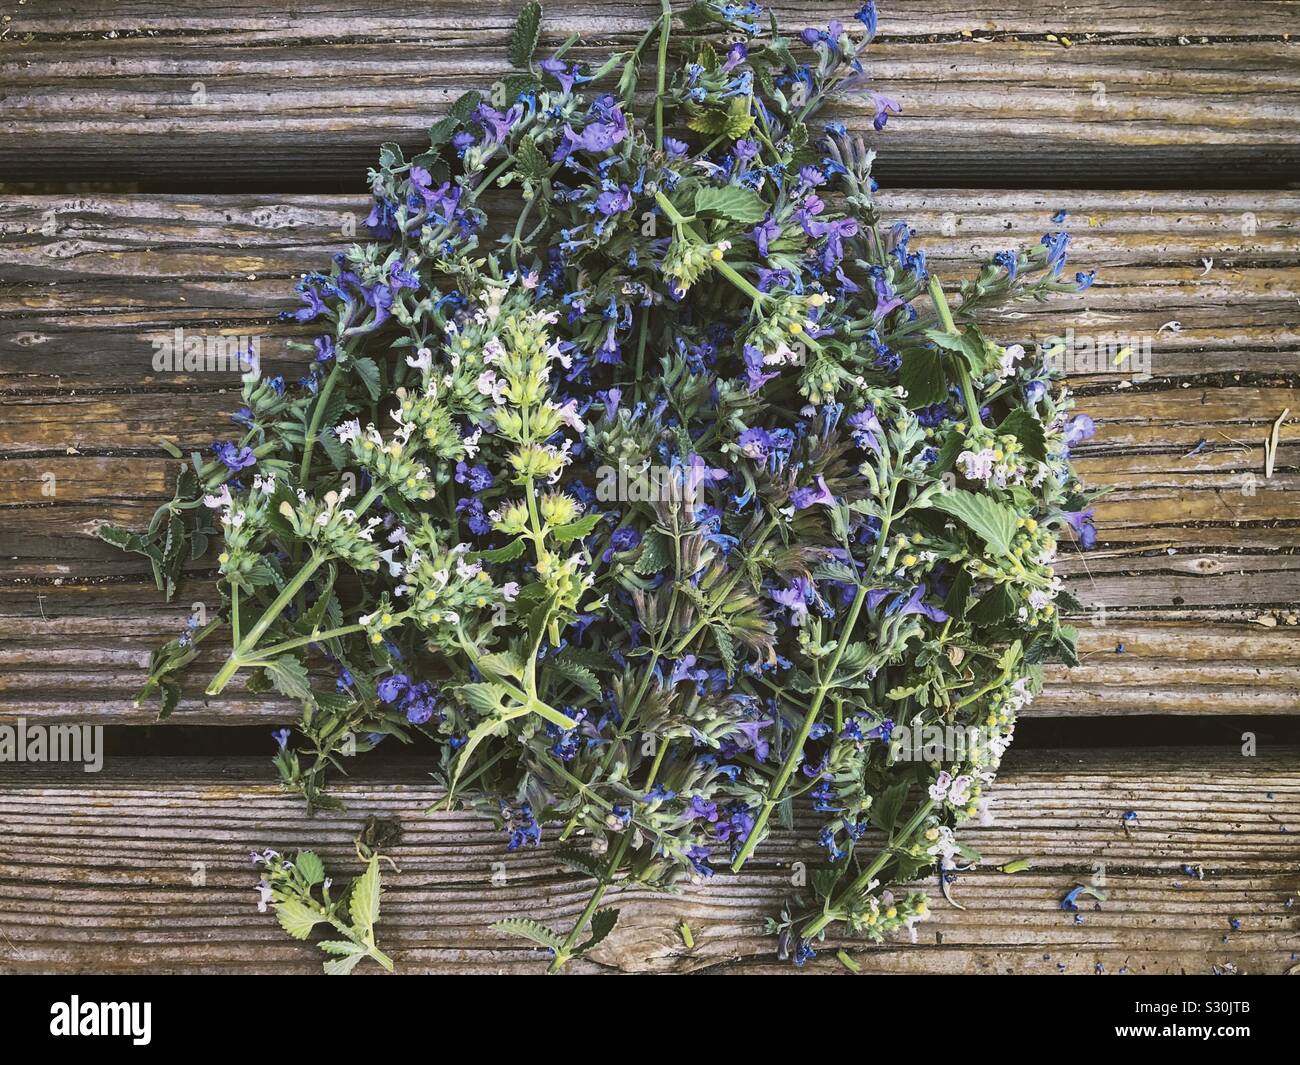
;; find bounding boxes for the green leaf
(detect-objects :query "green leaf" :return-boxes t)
[694,185,766,225]
[295,851,326,885]
[576,907,619,954]
[508,1,543,69]
[322,953,365,976]
[898,349,949,408]
[516,136,549,181]
[632,529,673,574]
[870,781,908,836]
[352,356,381,401]
[349,857,382,938]
[458,682,510,716]
[428,115,459,149]
[551,512,602,543]
[478,650,527,681]
[550,656,601,700]
[995,408,1048,462]
[264,654,314,702]
[475,538,526,563]
[449,91,481,123]
[96,524,140,551]
[317,939,367,956]
[967,583,1016,625]
[494,916,565,952]
[554,847,604,879]
[928,489,1020,556]
[275,899,326,941]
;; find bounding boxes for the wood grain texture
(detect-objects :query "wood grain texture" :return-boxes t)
[2,2,1298,188]
[3,579,1296,723]
[0,748,1295,974]
[1,191,1296,725]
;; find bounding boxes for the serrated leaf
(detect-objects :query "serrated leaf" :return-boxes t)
[898,349,949,407]
[508,1,543,69]
[322,953,365,976]
[632,529,672,574]
[995,408,1048,462]
[96,524,140,551]
[550,657,601,700]
[554,847,604,879]
[551,512,602,543]
[458,681,510,716]
[449,90,481,122]
[275,899,326,941]
[317,939,367,956]
[475,538,526,563]
[428,115,459,149]
[694,185,766,225]
[349,857,381,938]
[264,654,314,702]
[967,583,1016,625]
[494,916,565,951]
[928,489,1020,556]
[576,907,619,954]
[352,356,381,401]
[870,781,909,837]
[295,851,326,885]
[516,136,549,181]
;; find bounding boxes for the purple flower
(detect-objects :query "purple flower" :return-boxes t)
[771,578,814,625]
[869,92,902,131]
[594,183,633,216]
[790,474,836,510]
[475,102,522,143]
[751,215,781,256]
[454,460,494,493]
[738,426,773,460]
[1065,413,1096,448]
[377,674,410,704]
[212,441,256,472]
[272,728,291,749]
[1063,508,1097,549]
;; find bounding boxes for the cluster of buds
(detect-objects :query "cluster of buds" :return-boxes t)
[954,425,1028,488]
[401,537,519,643]
[278,484,383,572]
[335,419,436,503]
[206,475,276,591]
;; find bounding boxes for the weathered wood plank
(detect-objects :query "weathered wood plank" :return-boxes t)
[2,2,1298,188]
[3,190,1298,390]
[0,749,1295,974]
[0,576,1296,723]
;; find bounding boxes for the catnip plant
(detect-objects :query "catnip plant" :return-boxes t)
[104,0,1101,972]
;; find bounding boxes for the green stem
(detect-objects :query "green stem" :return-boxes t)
[800,800,936,941]
[654,0,673,151]
[207,554,328,695]
[300,360,343,487]
[548,742,669,974]
[927,275,982,428]
[653,190,768,306]
[730,584,869,872]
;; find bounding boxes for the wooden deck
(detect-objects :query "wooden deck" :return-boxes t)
[0,1,1297,974]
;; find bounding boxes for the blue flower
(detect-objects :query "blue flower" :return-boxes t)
[212,441,256,472]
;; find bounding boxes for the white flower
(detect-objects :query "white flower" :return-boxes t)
[502,582,520,602]
[334,418,362,445]
[554,399,585,434]
[203,485,233,510]
[406,347,433,373]
[252,472,276,494]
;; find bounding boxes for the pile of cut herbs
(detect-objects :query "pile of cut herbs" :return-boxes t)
[104,1,1101,973]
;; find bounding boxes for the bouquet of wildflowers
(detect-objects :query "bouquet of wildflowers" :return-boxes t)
[104,0,1100,971]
